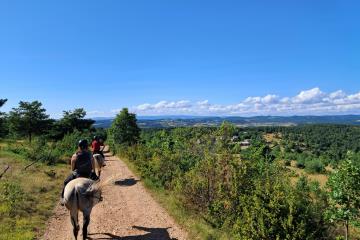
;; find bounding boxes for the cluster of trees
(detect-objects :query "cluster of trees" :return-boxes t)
[262,125,360,166]
[0,99,106,165]
[0,99,96,142]
[108,111,360,239]
[214,124,360,173]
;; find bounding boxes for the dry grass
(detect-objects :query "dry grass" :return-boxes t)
[263,133,282,144]
[287,160,329,187]
[0,150,68,240]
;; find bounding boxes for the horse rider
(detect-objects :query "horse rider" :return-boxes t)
[92,136,106,166]
[61,139,98,203]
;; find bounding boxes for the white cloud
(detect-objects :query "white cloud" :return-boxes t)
[110,109,122,113]
[136,103,153,111]
[197,100,210,106]
[292,87,325,104]
[329,90,346,99]
[87,110,104,115]
[152,100,191,109]
[262,94,279,104]
[125,88,360,116]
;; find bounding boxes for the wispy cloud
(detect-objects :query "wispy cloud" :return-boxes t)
[129,88,360,116]
[87,110,105,115]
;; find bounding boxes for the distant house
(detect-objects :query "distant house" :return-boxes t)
[231,135,239,142]
[240,139,251,146]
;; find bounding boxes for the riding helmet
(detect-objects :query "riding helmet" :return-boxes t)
[78,139,88,149]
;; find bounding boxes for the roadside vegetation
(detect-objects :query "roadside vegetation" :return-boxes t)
[110,108,360,240]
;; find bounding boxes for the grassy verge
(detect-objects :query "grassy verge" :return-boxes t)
[0,150,68,240]
[117,153,231,240]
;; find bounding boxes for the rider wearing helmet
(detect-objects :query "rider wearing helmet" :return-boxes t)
[61,139,97,202]
[92,136,104,155]
[92,136,105,165]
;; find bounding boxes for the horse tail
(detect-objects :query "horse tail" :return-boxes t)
[76,189,80,209]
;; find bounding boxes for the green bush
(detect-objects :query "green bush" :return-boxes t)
[22,137,58,164]
[296,159,306,169]
[4,131,93,164]
[0,181,24,217]
[54,130,92,161]
[6,143,28,156]
[305,159,325,174]
[284,159,291,166]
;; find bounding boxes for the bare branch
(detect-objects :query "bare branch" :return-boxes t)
[0,165,10,179]
[24,161,37,170]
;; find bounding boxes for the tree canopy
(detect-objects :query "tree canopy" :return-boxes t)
[50,108,94,140]
[109,108,140,146]
[326,152,360,240]
[8,101,52,142]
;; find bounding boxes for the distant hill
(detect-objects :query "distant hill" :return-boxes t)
[93,115,360,128]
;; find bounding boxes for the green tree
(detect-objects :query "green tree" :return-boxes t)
[326,152,360,240]
[9,101,52,142]
[51,108,94,140]
[0,99,8,138]
[109,108,140,146]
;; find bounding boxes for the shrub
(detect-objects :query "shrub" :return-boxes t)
[305,159,325,174]
[296,159,305,169]
[6,143,28,156]
[24,137,58,164]
[284,159,291,166]
[0,181,24,217]
[54,130,91,160]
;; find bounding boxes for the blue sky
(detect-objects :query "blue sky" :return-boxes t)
[0,0,359,117]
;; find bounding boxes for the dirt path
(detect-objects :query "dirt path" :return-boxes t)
[41,152,188,240]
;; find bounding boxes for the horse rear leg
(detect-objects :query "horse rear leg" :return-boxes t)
[82,210,91,240]
[70,209,79,240]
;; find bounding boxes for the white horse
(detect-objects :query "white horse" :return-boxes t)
[93,154,104,178]
[63,178,103,240]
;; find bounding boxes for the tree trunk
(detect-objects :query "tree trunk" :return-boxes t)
[29,132,32,143]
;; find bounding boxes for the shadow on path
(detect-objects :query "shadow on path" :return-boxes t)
[114,178,139,187]
[88,226,177,240]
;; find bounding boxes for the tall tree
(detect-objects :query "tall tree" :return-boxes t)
[51,108,94,139]
[326,152,360,240]
[109,108,140,146]
[61,108,94,131]
[0,99,8,137]
[9,101,52,142]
